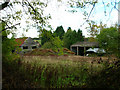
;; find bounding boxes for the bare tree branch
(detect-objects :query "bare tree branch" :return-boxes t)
[87,2,96,20]
[102,0,107,16]
[26,0,38,16]
[80,2,96,27]
[0,23,20,33]
[0,0,10,10]
[0,19,9,28]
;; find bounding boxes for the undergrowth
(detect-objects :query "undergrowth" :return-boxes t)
[2,56,120,89]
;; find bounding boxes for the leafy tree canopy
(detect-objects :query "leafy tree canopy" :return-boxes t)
[1,22,20,60]
[0,0,119,38]
[54,26,65,40]
[63,27,84,49]
[97,26,119,57]
[41,29,54,45]
[0,0,51,37]
[42,36,63,55]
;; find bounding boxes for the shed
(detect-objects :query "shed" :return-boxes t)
[15,37,40,54]
[70,41,99,56]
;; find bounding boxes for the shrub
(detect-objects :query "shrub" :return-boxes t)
[42,42,53,49]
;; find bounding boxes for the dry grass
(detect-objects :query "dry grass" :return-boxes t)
[22,55,118,75]
[3,55,119,88]
[22,55,115,64]
[22,55,110,72]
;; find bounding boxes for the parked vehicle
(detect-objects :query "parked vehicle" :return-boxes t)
[86,48,106,56]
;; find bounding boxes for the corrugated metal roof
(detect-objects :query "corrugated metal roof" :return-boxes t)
[71,41,99,47]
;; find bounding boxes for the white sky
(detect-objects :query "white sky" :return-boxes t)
[42,0,118,37]
[1,0,119,38]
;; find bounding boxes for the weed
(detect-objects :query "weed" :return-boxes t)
[3,56,120,88]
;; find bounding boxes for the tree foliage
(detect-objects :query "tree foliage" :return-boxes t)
[41,29,54,45]
[63,27,84,49]
[42,37,63,49]
[0,0,51,37]
[54,26,65,40]
[97,27,119,57]
[68,0,119,21]
[77,29,84,41]
[0,0,119,38]
[88,37,97,42]
[1,22,20,60]
[86,21,107,38]
[42,36,63,55]
[86,21,99,38]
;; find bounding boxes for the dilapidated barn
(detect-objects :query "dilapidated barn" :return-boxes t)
[16,37,40,54]
[70,41,99,56]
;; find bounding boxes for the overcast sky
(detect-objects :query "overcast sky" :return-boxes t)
[44,0,118,37]
[2,0,119,38]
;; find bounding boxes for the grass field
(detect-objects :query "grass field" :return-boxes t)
[23,56,107,70]
[3,55,120,88]
[20,55,116,88]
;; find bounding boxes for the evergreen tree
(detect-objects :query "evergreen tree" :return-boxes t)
[41,29,53,45]
[77,29,84,41]
[63,28,84,49]
[54,26,65,40]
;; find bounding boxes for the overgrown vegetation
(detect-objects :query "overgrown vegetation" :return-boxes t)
[2,21,120,89]
[63,28,84,49]
[41,27,84,51]
[24,48,75,56]
[1,0,120,89]
[97,27,120,58]
[3,55,120,88]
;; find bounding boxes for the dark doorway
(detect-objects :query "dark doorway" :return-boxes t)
[78,47,84,56]
[23,46,28,49]
[72,47,77,55]
[32,46,37,49]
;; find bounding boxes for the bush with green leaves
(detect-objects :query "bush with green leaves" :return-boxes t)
[97,27,119,57]
[1,22,20,60]
[42,37,63,55]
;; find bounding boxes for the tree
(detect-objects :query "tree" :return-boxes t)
[1,22,20,60]
[63,28,74,49]
[97,27,119,57]
[0,0,51,37]
[54,26,65,40]
[52,37,63,49]
[86,20,99,38]
[42,36,63,55]
[67,27,72,31]
[77,29,84,41]
[67,0,119,23]
[1,0,119,38]
[88,37,97,42]
[41,29,53,45]
[0,0,10,10]
[86,21,107,42]
[63,27,84,49]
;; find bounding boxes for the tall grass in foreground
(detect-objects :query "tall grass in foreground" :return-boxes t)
[3,56,120,88]
[22,56,91,88]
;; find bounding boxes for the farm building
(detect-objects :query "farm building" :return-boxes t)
[70,41,99,56]
[15,37,40,54]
